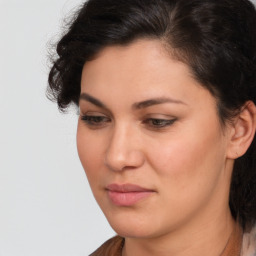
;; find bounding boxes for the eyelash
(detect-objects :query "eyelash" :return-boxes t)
[142,118,177,128]
[80,115,177,129]
[81,115,111,127]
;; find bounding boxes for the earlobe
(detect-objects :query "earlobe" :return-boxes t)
[227,101,256,159]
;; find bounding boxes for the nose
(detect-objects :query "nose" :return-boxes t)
[104,124,145,172]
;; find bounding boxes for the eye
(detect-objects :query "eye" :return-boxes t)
[143,118,177,129]
[80,114,111,127]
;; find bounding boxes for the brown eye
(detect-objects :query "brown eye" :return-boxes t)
[143,118,177,128]
[81,115,111,127]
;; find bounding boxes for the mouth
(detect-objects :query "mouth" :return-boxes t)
[106,183,155,206]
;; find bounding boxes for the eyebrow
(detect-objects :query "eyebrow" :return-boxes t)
[132,97,186,109]
[79,93,186,110]
[79,93,108,109]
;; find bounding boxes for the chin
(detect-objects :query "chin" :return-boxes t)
[104,210,163,239]
[111,223,154,238]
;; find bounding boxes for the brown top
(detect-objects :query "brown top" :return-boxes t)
[90,222,243,256]
[220,221,243,256]
[89,236,124,256]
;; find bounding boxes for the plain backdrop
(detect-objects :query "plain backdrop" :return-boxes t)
[0,1,115,256]
[0,0,256,256]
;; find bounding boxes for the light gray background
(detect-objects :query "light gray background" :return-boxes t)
[0,1,114,256]
[1,0,256,256]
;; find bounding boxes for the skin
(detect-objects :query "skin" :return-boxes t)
[77,39,255,256]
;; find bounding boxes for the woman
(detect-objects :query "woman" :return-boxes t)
[47,0,256,255]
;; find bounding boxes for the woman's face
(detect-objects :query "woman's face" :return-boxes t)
[77,40,234,238]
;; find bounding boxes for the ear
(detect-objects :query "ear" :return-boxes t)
[227,101,256,159]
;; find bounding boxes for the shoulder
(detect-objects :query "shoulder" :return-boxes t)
[89,236,124,256]
[89,226,256,256]
[241,224,256,256]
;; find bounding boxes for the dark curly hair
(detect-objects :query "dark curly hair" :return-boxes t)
[48,0,256,229]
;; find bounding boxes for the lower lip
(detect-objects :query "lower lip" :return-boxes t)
[107,191,154,206]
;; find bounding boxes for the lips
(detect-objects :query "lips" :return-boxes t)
[106,183,155,206]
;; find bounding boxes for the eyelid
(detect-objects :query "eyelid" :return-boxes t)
[142,113,176,119]
[80,113,111,128]
[79,103,113,118]
[79,109,107,115]
[142,117,177,129]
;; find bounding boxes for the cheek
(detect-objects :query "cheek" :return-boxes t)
[140,122,228,231]
[148,119,226,196]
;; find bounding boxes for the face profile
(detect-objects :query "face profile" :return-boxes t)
[48,0,256,255]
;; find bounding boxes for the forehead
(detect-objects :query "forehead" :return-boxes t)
[80,39,215,110]
[82,40,193,87]
[82,39,171,79]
